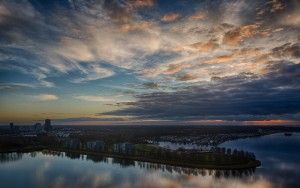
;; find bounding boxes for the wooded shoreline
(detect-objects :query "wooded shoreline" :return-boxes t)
[0,146,261,170]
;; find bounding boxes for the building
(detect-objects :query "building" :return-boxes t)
[44,119,52,132]
[9,122,14,131]
[86,141,105,152]
[34,123,43,133]
[113,143,134,154]
[9,122,19,133]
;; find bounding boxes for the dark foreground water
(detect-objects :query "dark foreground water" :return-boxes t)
[0,133,299,188]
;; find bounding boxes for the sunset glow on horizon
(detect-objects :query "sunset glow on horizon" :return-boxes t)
[0,0,299,126]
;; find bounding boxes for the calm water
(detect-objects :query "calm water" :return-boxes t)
[0,133,299,188]
[220,132,300,188]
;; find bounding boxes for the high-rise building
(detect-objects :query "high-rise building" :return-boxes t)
[34,123,42,133]
[9,122,14,131]
[44,119,52,131]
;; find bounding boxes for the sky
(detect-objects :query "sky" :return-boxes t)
[0,0,299,126]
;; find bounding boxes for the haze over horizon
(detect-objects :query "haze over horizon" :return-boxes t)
[0,0,299,126]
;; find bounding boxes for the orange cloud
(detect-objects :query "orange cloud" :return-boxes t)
[107,0,155,24]
[280,11,300,28]
[236,47,262,56]
[223,24,259,45]
[141,61,192,77]
[161,13,180,22]
[200,54,235,65]
[128,0,155,9]
[176,73,197,81]
[189,12,207,20]
[240,25,259,37]
[215,55,233,62]
[120,21,153,32]
[190,41,219,52]
[164,63,190,75]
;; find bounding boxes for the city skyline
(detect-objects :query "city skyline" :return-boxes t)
[0,0,299,125]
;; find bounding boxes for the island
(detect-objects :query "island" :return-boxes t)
[1,135,260,170]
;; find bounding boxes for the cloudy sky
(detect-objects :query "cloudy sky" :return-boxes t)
[0,0,299,125]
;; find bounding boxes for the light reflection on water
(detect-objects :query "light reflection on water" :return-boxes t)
[220,132,300,188]
[0,133,299,188]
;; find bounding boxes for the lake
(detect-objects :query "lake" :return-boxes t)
[0,133,299,188]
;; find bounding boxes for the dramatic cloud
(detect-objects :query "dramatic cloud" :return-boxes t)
[105,62,300,121]
[0,0,299,124]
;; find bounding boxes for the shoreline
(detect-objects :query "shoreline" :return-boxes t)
[157,132,279,147]
[0,147,261,170]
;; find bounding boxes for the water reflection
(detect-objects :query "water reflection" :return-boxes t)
[0,133,299,188]
[221,133,300,188]
[0,150,256,178]
[87,154,108,163]
[0,152,23,163]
